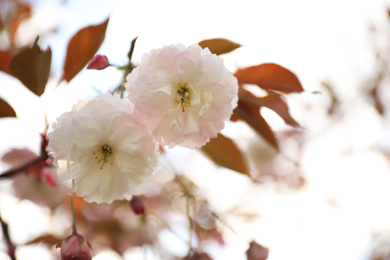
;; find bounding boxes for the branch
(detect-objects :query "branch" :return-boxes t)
[0,215,16,260]
[0,156,45,179]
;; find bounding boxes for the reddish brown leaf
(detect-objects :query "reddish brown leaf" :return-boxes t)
[7,1,32,46]
[246,241,269,260]
[235,63,303,94]
[198,38,241,55]
[0,98,16,118]
[61,18,109,83]
[26,234,62,247]
[0,51,13,75]
[202,134,249,176]
[239,88,299,127]
[233,103,279,150]
[9,37,52,96]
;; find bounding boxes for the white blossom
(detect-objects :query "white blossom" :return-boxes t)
[47,94,159,203]
[125,44,238,148]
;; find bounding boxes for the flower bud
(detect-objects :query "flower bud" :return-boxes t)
[87,54,110,70]
[130,196,145,215]
[246,241,269,260]
[60,234,91,260]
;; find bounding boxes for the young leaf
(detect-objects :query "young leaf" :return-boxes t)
[201,134,250,176]
[61,18,109,83]
[0,51,13,75]
[235,63,303,94]
[127,36,138,62]
[239,88,299,127]
[198,38,241,55]
[9,37,52,96]
[233,103,279,150]
[0,98,16,118]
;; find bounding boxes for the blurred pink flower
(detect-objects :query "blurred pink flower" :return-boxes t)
[2,148,66,208]
[47,94,159,203]
[86,54,110,70]
[60,234,91,260]
[125,44,238,148]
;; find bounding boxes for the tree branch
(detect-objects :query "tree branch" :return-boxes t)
[0,215,16,260]
[0,156,45,179]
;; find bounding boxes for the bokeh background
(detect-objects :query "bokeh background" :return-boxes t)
[1,0,390,259]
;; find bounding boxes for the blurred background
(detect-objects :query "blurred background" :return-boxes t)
[1,0,390,259]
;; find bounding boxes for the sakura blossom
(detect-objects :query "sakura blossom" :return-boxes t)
[125,44,239,148]
[47,94,159,203]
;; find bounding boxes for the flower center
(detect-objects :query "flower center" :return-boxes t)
[93,144,114,170]
[175,83,191,112]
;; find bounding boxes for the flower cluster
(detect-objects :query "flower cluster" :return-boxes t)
[48,44,238,203]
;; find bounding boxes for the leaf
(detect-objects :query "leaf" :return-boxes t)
[233,102,279,150]
[127,36,138,62]
[202,134,250,176]
[7,1,32,45]
[0,98,16,118]
[239,88,299,127]
[26,234,62,247]
[9,37,52,96]
[234,63,303,93]
[198,38,241,55]
[0,51,13,75]
[61,18,109,83]
[246,241,269,260]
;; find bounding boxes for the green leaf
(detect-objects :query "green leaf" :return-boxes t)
[198,38,241,55]
[61,18,109,83]
[0,98,16,118]
[127,36,138,62]
[9,37,52,96]
[202,134,250,176]
[234,63,303,94]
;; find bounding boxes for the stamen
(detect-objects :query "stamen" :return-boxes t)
[92,144,115,170]
[176,83,190,112]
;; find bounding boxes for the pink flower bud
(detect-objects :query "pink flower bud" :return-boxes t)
[87,54,110,70]
[246,241,269,260]
[130,196,145,215]
[60,234,91,260]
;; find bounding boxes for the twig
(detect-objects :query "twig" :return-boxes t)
[0,156,45,180]
[0,215,16,260]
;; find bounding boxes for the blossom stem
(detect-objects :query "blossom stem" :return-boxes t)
[186,196,194,254]
[143,245,147,260]
[70,187,77,235]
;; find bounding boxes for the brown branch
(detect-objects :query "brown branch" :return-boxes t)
[0,215,16,260]
[0,156,45,179]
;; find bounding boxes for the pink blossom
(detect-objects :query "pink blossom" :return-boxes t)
[2,148,66,208]
[125,44,238,148]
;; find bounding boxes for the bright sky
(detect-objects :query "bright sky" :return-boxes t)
[1,0,390,259]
